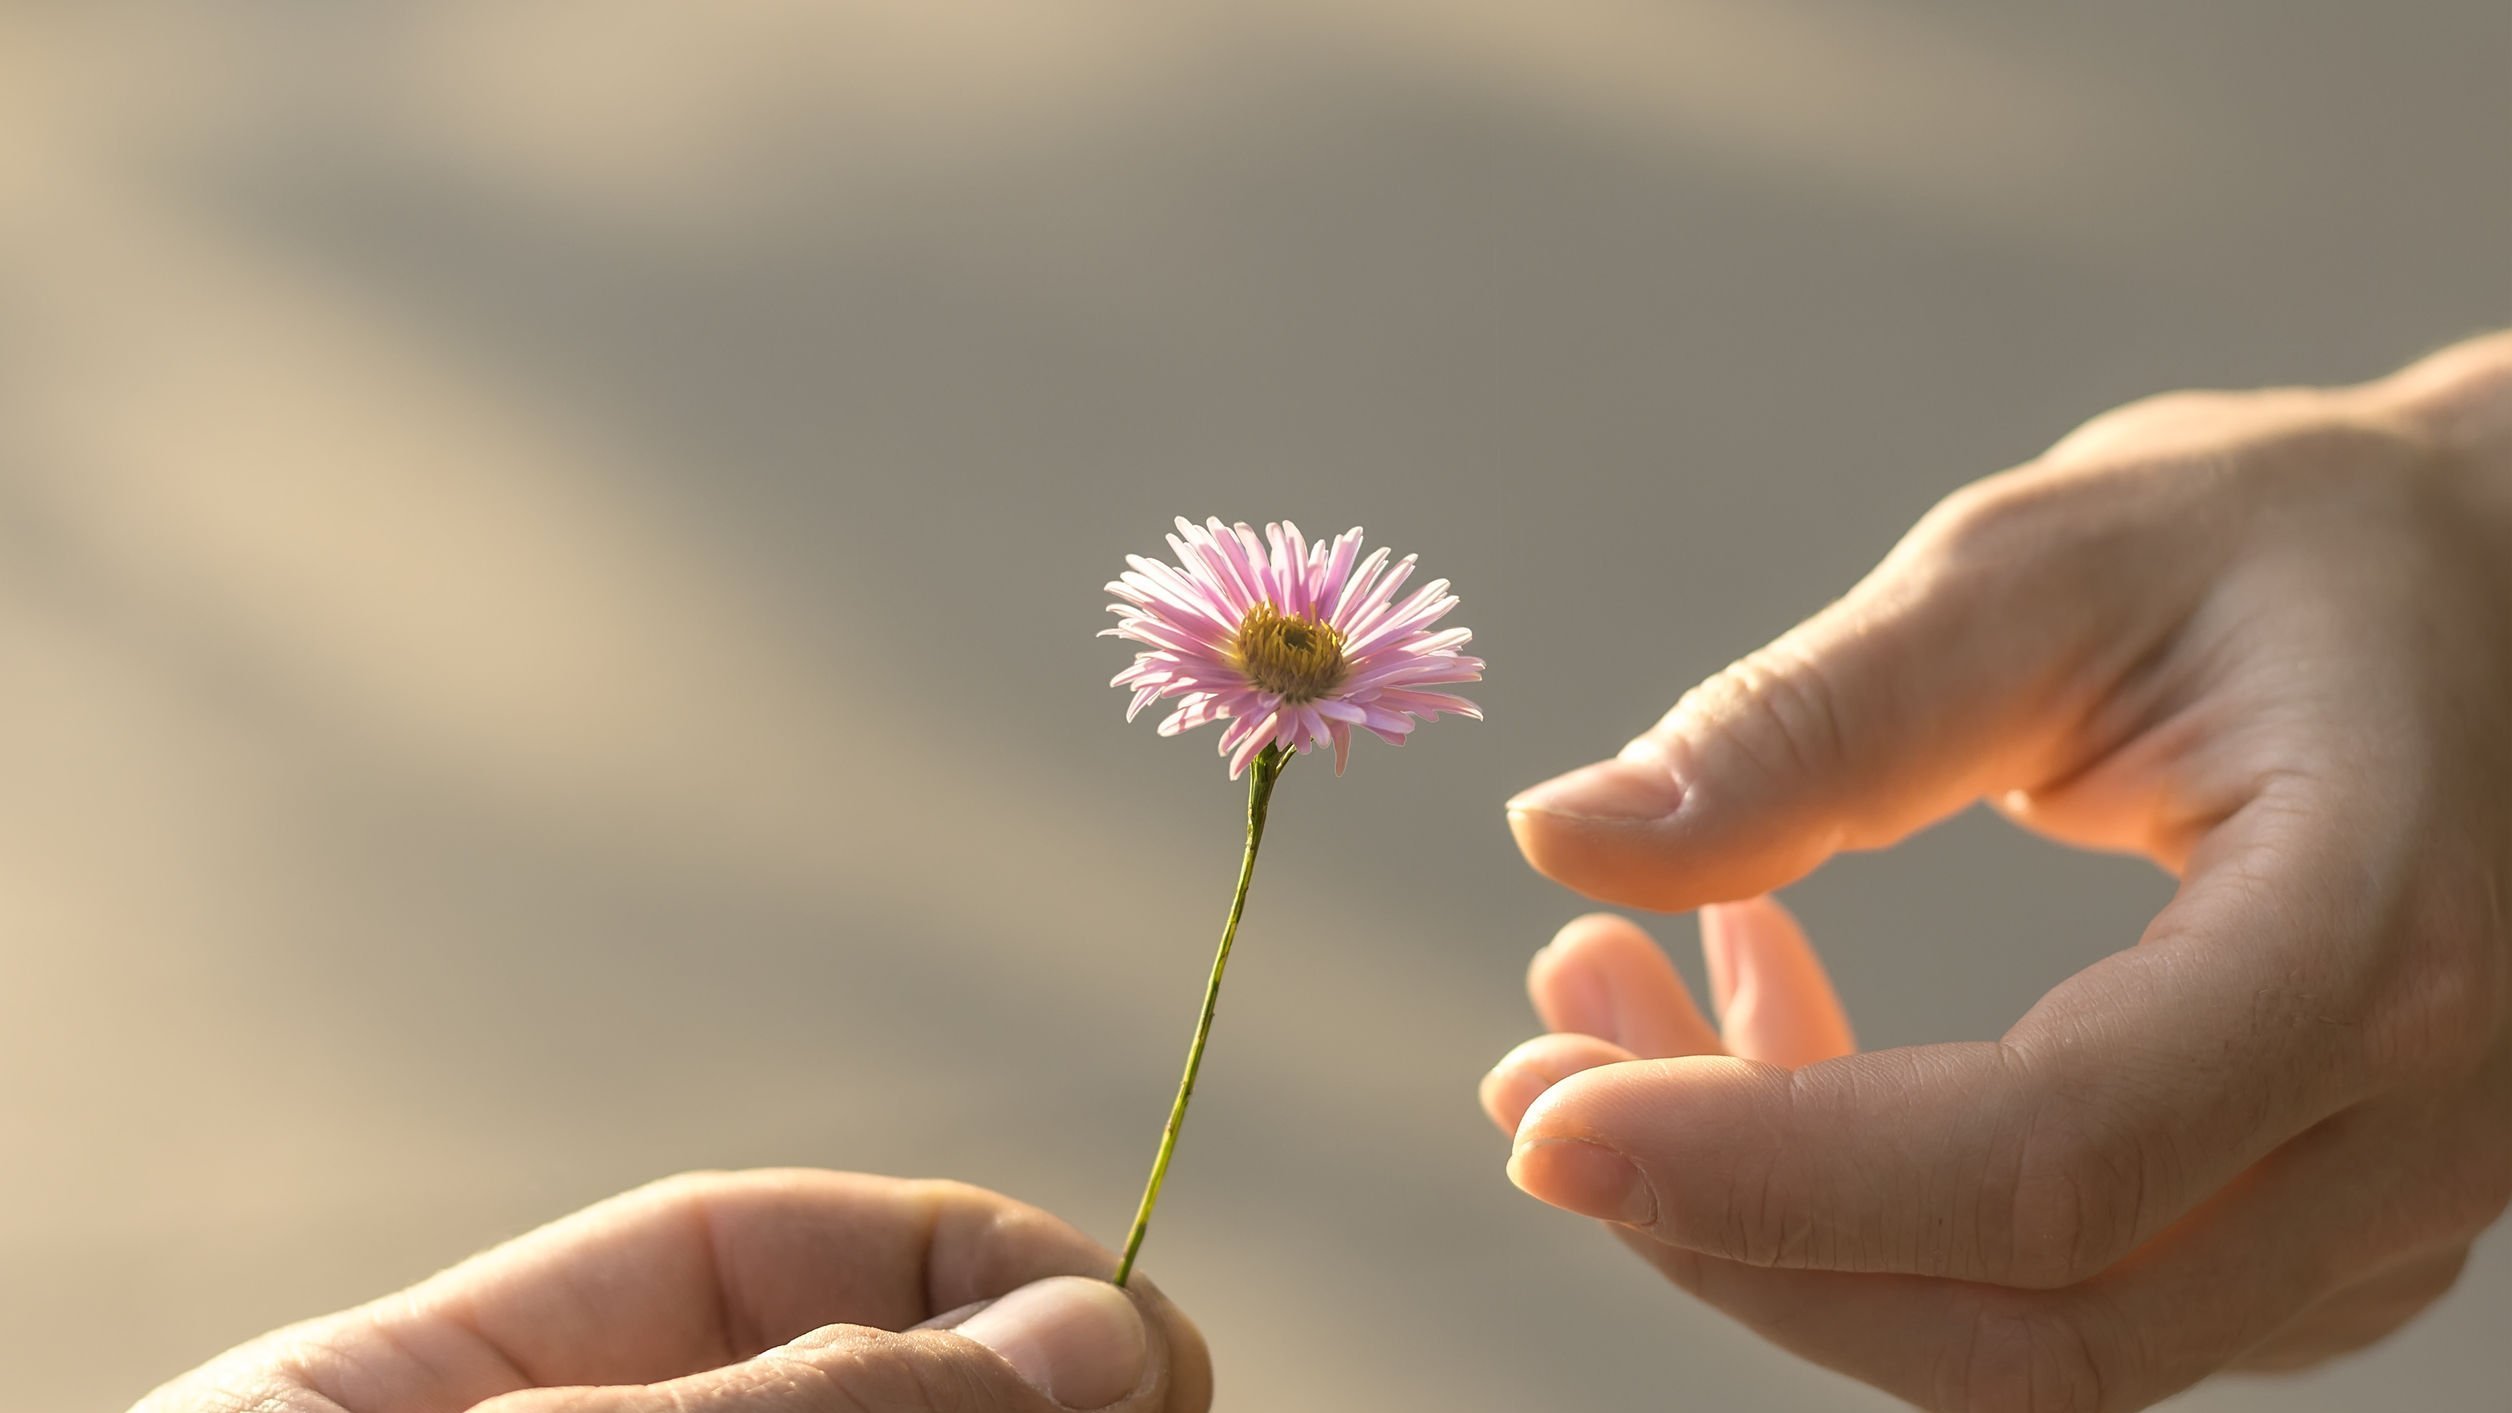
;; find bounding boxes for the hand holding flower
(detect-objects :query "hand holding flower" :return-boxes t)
[136,1171,1211,1413]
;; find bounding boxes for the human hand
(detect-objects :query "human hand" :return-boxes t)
[133,1170,1211,1413]
[1487,332,2512,1410]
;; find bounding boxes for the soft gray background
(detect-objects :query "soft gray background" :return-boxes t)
[4,3,2507,1410]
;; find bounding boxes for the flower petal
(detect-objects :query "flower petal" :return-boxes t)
[1327,545,1391,626]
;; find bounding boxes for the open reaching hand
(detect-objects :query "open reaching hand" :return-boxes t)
[134,1170,1211,1413]
[1488,332,2512,1411]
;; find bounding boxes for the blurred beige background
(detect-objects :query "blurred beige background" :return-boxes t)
[4,3,2507,1410]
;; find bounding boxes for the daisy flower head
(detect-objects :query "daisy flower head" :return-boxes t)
[1104,518,1484,778]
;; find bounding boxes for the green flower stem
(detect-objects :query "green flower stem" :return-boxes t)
[1111,741,1288,1288]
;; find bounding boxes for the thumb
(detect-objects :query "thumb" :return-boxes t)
[940,1276,1162,1410]
[480,1276,1180,1413]
[1505,478,2161,911]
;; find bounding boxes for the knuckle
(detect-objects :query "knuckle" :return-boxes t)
[1937,1291,2117,1413]
[1695,1067,1838,1269]
[2481,1150,2512,1232]
[1907,441,2189,568]
[1690,642,1854,796]
[2443,1120,2512,1237]
[147,1376,321,1413]
[2367,880,2510,1085]
[2425,1247,2476,1302]
[1899,468,2138,617]
[2001,1099,2146,1288]
[905,1175,995,1208]
[629,1167,738,1214]
[2406,1248,2476,1311]
[783,1338,961,1413]
[2044,386,2329,471]
[2051,389,2241,455]
[1709,1149,1804,1268]
[1912,473,2067,565]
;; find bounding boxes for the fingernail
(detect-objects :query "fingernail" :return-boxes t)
[1506,757,1683,823]
[1478,1060,1546,1135]
[955,1276,1148,1410]
[1507,1138,1657,1226]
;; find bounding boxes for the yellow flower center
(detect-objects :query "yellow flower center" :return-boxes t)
[1233,606,1347,703]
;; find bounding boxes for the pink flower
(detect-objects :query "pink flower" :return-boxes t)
[1105,518,1484,777]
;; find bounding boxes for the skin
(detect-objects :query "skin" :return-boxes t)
[132,1169,1213,1413]
[1489,331,2512,1411]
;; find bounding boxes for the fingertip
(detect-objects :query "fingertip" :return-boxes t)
[1505,1053,1783,1236]
[1527,914,1639,1039]
[1548,910,1639,946]
[1477,1064,1527,1135]
[1505,752,1709,912]
[953,1276,1149,1410]
[1505,807,1692,912]
[1089,1269,1211,1412]
[1723,893,1804,938]
[1513,1052,1778,1151]
[1506,1137,1658,1226]
[1479,1032,1639,1135]
[1528,914,1722,1059]
[1150,1292,1214,1413]
[1504,805,1601,894]
[1506,788,1823,916]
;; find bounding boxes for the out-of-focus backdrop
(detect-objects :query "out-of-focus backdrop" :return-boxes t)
[5,4,2506,1410]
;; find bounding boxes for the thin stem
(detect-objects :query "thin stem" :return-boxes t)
[1111,742,1288,1288]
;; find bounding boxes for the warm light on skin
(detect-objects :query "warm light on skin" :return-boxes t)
[1486,333,2512,1412]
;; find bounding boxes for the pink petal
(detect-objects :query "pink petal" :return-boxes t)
[1373,687,1484,720]
[1337,653,1480,694]
[1265,522,1298,617]
[1228,707,1282,778]
[1173,522,1255,620]
[1313,527,1363,614]
[1345,577,1449,652]
[1327,546,1391,626]
[1335,554,1417,636]
[1230,521,1279,610]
